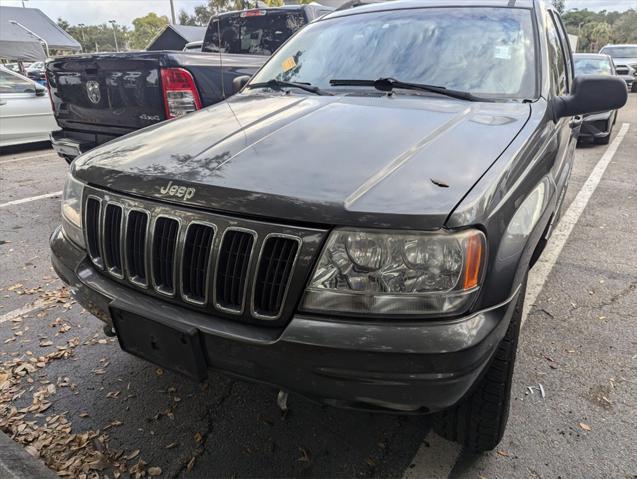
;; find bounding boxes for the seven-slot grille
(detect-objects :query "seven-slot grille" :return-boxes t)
[84,195,308,322]
[182,223,215,303]
[152,217,180,294]
[126,210,149,285]
[103,204,124,276]
[253,236,300,318]
[215,230,255,312]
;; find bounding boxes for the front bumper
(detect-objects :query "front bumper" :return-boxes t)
[617,74,634,90]
[51,226,519,413]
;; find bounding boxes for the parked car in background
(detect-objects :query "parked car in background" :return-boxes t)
[26,61,47,85]
[573,53,618,144]
[183,40,203,51]
[46,5,332,163]
[599,44,637,92]
[3,62,22,73]
[0,66,58,148]
[50,0,626,455]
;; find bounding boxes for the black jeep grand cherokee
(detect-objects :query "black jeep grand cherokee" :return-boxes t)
[51,0,626,452]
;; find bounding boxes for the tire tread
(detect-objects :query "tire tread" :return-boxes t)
[433,279,526,453]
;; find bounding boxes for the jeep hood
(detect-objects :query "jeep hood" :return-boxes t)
[73,94,530,229]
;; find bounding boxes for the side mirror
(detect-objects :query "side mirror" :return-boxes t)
[35,83,46,97]
[232,75,251,94]
[552,75,627,120]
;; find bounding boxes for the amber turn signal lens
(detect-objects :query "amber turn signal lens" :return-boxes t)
[463,233,484,290]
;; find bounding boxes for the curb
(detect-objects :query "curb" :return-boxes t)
[0,431,57,479]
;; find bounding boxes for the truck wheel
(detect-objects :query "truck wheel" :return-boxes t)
[433,278,526,453]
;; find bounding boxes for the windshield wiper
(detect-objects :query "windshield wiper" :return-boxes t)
[329,77,492,102]
[246,79,331,96]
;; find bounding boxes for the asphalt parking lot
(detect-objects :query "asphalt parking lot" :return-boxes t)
[1,94,636,479]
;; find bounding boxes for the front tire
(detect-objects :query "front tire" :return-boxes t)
[433,278,526,453]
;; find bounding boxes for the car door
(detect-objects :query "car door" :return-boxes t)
[545,10,576,221]
[0,68,58,147]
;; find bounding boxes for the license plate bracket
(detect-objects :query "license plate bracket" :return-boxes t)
[110,307,207,382]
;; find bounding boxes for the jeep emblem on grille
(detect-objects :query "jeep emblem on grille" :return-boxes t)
[159,181,196,200]
[86,81,101,104]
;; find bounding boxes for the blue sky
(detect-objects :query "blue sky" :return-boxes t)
[0,0,635,26]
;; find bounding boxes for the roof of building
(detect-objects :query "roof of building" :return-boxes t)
[169,25,208,43]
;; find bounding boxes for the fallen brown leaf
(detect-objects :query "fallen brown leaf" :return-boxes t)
[125,449,140,460]
[297,447,310,463]
[148,466,162,476]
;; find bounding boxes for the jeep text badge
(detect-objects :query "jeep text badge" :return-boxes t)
[159,181,195,200]
[86,81,101,104]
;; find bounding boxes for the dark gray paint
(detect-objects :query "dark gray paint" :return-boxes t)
[50,0,628,412]
[72,94,531,231]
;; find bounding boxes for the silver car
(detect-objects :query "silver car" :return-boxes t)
[0,66,59,148]
[599,44,637,92]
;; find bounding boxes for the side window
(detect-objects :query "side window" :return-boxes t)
[0,69,35,94]
[551,12,573,87]
[545,13,567,96]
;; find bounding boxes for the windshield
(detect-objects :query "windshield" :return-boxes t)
[574,57,613,75]
[599,46,637,58]
[250,7,536,99]
[202,10,306,56]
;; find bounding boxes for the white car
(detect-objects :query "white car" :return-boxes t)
[0,66,59,147]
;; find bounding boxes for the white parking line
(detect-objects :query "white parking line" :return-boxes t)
[0,152,56,165]
[0,190,62,209]
[404,123,630,479]
[403,432,461,479]
[0,298,53,324]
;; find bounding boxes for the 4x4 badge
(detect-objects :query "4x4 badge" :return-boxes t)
[86,81,101,104]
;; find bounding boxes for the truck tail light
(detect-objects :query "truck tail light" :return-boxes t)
[160,67,202,119]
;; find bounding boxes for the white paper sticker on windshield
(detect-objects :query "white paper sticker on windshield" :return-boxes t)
[494,45,512,60]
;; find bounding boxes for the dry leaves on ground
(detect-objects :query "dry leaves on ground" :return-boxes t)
[0,333,155,478]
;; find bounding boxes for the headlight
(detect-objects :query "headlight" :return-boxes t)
[301,228,485,316]
[61,173,85,248]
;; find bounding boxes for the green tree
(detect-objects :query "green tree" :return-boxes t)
[57,19,128,53]
[57,18,70,31]
[178,9,199,26]
[581,21,612,52]
[129,13,169,50]
[612,9,637,44]
[177,0,245,26]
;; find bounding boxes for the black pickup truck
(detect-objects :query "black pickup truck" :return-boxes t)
[51,0,626,453]
[46,5,331,162]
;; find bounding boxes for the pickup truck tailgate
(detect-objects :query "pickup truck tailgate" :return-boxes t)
[47,55,165,131]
